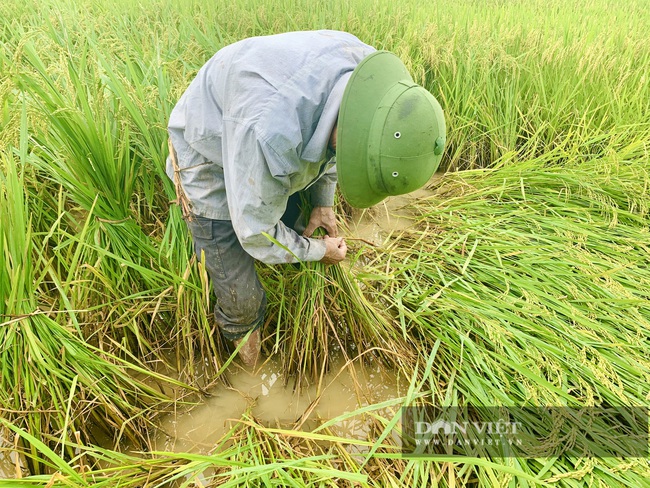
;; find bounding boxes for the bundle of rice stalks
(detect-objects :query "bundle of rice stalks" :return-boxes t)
[17,39,167,290]
[261,260,414,390]
[260,198,415,390]
[10,36,214,373]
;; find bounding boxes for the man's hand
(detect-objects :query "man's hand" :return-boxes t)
[303,206,338,238]
[320,236,347,264]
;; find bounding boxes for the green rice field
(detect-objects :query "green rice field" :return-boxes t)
[1,0,649,486]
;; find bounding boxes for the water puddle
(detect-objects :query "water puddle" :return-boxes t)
[153,354,399,454]
[347,184,439,246]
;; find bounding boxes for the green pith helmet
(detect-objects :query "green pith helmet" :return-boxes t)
[337,51,446,208]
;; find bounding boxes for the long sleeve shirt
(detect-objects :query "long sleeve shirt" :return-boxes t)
[167,30,375,264]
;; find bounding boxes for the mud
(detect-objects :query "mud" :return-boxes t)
[153,354,400,454]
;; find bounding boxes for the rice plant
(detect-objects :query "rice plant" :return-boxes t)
[356,151,650,484]
[0,146,191,473]
[1,0,649,485]
[260,196,415,389]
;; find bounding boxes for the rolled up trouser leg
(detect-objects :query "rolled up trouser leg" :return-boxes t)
[186,215,266,341]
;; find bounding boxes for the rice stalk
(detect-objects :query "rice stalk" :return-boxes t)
[1,0,650,485]
[354,151,650,483]
[0,150,189,472]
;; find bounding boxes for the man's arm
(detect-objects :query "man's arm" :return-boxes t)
[222,121,328,265]
[305,162,339,237]
[309,162,337,208]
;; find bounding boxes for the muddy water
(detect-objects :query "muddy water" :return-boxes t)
[154,354,400,454]
[346,186,437,245]
[0,353,399,478]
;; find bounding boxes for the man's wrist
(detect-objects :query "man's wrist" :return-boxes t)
[307,237,328,261]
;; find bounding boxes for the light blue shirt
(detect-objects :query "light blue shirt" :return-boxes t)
[167,30,375,264]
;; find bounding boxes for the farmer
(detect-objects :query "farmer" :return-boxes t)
[166,30,446,367]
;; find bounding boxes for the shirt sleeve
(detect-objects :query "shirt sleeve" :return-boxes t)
[309,162,338,207]
[222,119,327,265]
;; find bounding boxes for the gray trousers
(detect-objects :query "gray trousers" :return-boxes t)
[186,193,304,341]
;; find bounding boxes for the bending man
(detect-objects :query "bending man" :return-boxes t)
[167,30,446,366]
